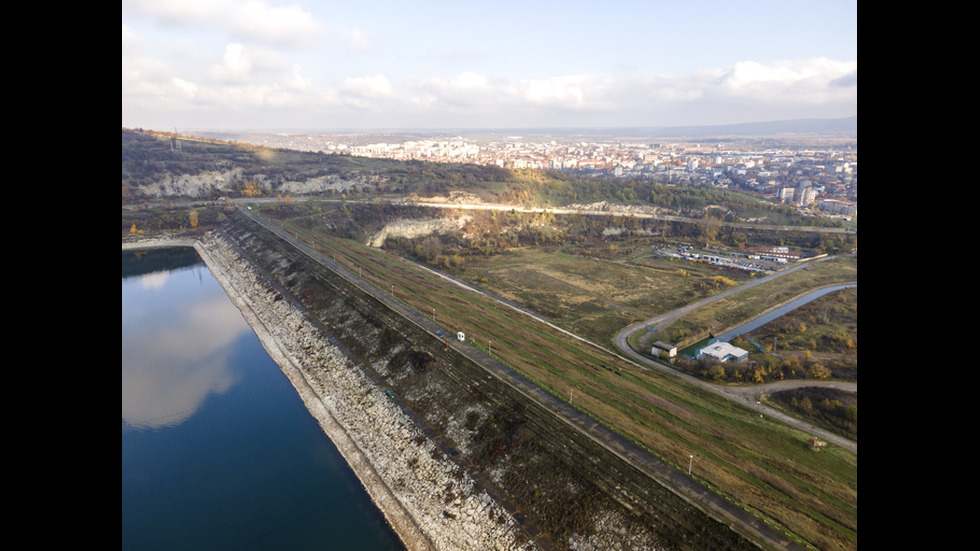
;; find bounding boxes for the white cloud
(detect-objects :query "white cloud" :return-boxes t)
[284,64,313,91]
[124,42,856,129]
[408,72,704,117]
[172,78,199,98]
[523,76,586,107]
[409,72,518,111]
[139,271,169,289]
[122,23,145,54]
[123,0,326,48]
[393,59,855,127]
[122,294,246,429]
[229,0,326,48]
[211,43,252,83]
[342,74,393,99]
[713,58,857,103]
[123,0,224,25]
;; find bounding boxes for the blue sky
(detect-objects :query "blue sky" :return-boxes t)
[122,0,857,131]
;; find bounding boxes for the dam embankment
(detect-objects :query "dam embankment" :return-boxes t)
[122,212,760,551]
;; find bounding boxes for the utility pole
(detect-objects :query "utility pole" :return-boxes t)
[689,455,694,475]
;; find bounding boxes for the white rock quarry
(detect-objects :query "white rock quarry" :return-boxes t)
[132,168,384,199]
[368,216,472,248]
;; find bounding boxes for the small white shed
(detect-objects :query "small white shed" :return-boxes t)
[652,341,677,358]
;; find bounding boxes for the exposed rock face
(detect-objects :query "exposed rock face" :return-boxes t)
[368,216,472,248]
[279,174,383,196]
[131,169,384,199]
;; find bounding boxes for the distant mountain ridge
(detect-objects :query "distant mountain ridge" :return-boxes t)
[478,116,858,139]
[185,116,857,141]
[632,116,857,138]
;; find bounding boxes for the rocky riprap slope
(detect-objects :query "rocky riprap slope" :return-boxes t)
[159,213,759,551]
[194,228,534,551]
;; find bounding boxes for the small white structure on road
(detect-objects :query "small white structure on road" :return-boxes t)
[697,340,748,363]
[457,331,465,342]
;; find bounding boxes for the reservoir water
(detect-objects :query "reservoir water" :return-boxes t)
[122,248,405,551]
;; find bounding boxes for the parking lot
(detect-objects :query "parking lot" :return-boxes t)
[653,244,791,273]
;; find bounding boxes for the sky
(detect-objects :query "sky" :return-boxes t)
[122,0,857,132]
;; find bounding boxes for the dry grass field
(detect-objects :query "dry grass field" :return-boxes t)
[453,242,767,349]
[263,203,858,551]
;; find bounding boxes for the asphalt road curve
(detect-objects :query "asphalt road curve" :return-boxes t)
[613,260,858,454]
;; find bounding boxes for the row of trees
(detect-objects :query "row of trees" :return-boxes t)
[123,208,211,236]
[683,353,837,384]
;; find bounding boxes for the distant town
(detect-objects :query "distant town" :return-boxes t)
[190,130,857,220]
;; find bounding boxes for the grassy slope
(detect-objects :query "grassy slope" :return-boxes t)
[272,206,857,551]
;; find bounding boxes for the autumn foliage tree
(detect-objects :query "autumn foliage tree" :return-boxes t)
[241,181,263,197]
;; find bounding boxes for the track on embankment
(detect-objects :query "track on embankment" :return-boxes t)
[216,210,803,551]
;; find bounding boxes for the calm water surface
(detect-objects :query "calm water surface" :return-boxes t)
[122,248,405,551]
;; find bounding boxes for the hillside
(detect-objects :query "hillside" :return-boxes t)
[122,128,845,230]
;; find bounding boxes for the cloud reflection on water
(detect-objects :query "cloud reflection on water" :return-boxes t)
[122,269,250,430]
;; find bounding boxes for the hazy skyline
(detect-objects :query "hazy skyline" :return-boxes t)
[122,0,857,132]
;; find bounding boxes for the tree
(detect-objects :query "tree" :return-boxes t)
[242,180,263,197]
[809,363,831,380]
[705,363,725,381]
[697,212,721,244]
[189,210,198,228]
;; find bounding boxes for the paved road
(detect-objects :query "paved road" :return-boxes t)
[613,258,858,454]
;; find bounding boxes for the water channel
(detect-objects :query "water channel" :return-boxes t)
[675,283,857,358]
[121,247,405,551]
[715,283,857,343]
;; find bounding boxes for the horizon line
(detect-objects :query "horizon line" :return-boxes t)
[129,115,857,136]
